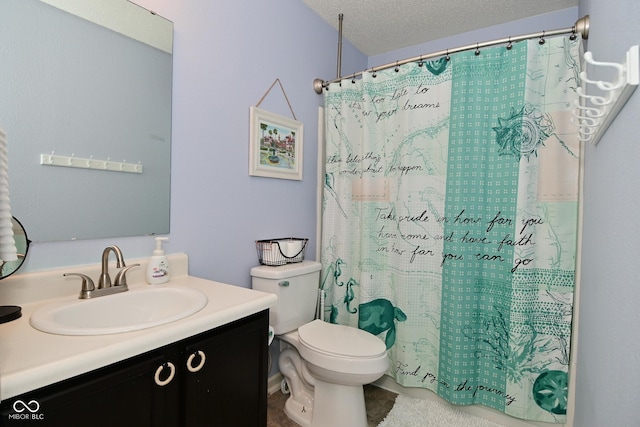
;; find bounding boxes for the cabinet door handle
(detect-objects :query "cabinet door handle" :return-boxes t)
[154,362,176,386]
[186,350,206,373]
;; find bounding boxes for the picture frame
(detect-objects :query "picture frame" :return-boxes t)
[249,106,303,180]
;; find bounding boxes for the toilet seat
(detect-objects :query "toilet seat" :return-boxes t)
[291,319,388,375]
[298,319,386,358]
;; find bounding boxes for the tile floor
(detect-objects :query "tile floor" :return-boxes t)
[267,384,397,427]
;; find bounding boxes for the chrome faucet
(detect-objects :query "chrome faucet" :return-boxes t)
[64,245,139,299]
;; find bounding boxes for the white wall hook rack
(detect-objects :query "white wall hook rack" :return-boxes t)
[573,45,639,145]
[40,152,143,174]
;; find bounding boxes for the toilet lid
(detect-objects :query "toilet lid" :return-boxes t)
[298,319,386,358]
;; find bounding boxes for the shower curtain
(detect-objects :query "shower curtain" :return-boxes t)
[320,36,581,423]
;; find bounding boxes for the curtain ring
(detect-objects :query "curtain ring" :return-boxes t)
[506,36,513,50]
[539,31,546,45]
[475,43,480,56]
[445,49,450,61]
[418,55,424,67]
[394,61,400,72]
[570,30,577,41]
[371,68,377,78]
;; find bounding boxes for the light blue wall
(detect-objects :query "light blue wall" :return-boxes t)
[127,0,367,287]
[11,1,640,425]
[16,0,367,288]
[574,1,640,426]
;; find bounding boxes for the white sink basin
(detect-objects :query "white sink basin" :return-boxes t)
[30,286,208,335]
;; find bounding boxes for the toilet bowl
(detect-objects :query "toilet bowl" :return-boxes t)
[251,261,389,427]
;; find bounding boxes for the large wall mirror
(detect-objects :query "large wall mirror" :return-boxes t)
[0,0,173,242]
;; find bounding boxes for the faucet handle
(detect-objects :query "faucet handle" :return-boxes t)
[64,273,95,299]
[114,264,140,287]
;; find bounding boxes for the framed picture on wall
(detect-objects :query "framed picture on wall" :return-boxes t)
[249,107,303,180]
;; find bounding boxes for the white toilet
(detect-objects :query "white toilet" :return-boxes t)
[251,260,388,427]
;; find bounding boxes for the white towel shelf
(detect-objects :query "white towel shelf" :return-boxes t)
[40,153,143,174]
[574,45,639,146]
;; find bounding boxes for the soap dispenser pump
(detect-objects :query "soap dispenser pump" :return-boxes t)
[146,237,169,284]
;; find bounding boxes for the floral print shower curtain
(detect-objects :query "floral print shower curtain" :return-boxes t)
[320,36,581,423]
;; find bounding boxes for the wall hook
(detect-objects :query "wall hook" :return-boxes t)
[40,153,144,174]
[574,45,639,145]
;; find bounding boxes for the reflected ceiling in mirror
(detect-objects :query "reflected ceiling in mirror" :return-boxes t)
[0,0,173,242]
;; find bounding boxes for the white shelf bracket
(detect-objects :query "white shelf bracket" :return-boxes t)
[573,45,639,146]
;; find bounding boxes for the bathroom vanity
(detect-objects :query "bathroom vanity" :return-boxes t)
[0,254,277,426]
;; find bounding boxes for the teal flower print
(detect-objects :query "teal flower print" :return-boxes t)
[424,57,449,76]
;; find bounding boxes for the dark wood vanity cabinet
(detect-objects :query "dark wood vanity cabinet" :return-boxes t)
[0,310,269,427]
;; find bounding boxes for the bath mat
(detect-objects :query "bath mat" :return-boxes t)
[377,394,507,427]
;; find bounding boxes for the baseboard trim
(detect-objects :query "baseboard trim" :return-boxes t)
[268,372,284,395]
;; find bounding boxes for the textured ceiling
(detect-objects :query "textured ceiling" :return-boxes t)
[302,0,578,56]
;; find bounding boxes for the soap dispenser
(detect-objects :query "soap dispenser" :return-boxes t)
[146,237,170,284]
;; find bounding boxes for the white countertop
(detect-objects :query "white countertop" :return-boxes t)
[0,254,277,401]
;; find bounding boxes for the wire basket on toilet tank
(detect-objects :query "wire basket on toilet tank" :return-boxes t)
[255,238,308,266]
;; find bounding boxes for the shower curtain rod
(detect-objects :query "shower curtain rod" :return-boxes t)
[313,15,590,94]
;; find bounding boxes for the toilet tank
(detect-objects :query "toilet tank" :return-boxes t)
[251,260,321,335]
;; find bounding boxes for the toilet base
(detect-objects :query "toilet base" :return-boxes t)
[284,394,313,427]
[283,378,368,427]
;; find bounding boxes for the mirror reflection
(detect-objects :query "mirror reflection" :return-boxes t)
[0,0,173,242]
